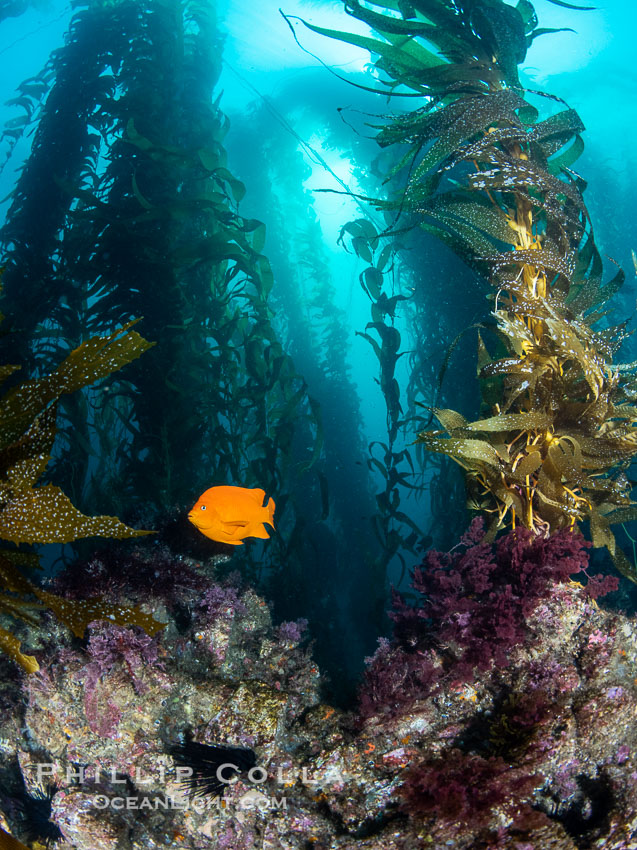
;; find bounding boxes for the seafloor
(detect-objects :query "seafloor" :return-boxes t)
[1,530,637,850]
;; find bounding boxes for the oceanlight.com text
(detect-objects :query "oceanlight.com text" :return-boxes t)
[91,793,288,812]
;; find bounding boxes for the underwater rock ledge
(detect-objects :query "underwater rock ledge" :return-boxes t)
[0,543,635,849]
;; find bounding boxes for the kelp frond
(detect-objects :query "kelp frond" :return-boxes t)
[0,315,164,672]
[308,0,637,579]
[416,245,637,550]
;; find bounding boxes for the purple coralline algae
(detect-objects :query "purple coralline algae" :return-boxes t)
[0,529,636,849]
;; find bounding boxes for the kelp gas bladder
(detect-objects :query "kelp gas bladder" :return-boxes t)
[295,0,637,580]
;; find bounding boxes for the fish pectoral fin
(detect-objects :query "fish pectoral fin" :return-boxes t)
[224,520,249,527]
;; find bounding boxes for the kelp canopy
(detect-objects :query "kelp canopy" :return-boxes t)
[298,0,637,580]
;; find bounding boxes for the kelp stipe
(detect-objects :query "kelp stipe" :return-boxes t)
[303,0,637,579]
[0,306,163,672]
[336,217,433,588]
[0,0,363,687]
[230,101,387,687]
[0,0,322,559]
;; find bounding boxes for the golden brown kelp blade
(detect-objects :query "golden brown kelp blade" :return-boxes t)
[0,317,163,672]
[0,824,31,850]
[0,484,154,545]
[0,319,153,451]
[0,625,39,674]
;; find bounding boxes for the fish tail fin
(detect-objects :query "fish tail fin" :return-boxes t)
[265,496,276,530]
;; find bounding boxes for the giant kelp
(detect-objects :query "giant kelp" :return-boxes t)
[336,217,433,580]
[228,100,385,689]
[0,0,321,583]
[300,0,637,579]
[0,315,163,672]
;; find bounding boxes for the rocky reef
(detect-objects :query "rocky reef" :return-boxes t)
[0,530,636,850]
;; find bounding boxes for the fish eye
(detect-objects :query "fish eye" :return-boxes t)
[200,505,206,510]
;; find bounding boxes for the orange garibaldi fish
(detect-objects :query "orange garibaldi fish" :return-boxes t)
[188,485,276,546]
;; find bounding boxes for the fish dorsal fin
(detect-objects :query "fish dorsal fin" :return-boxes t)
[248,488,266,504]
